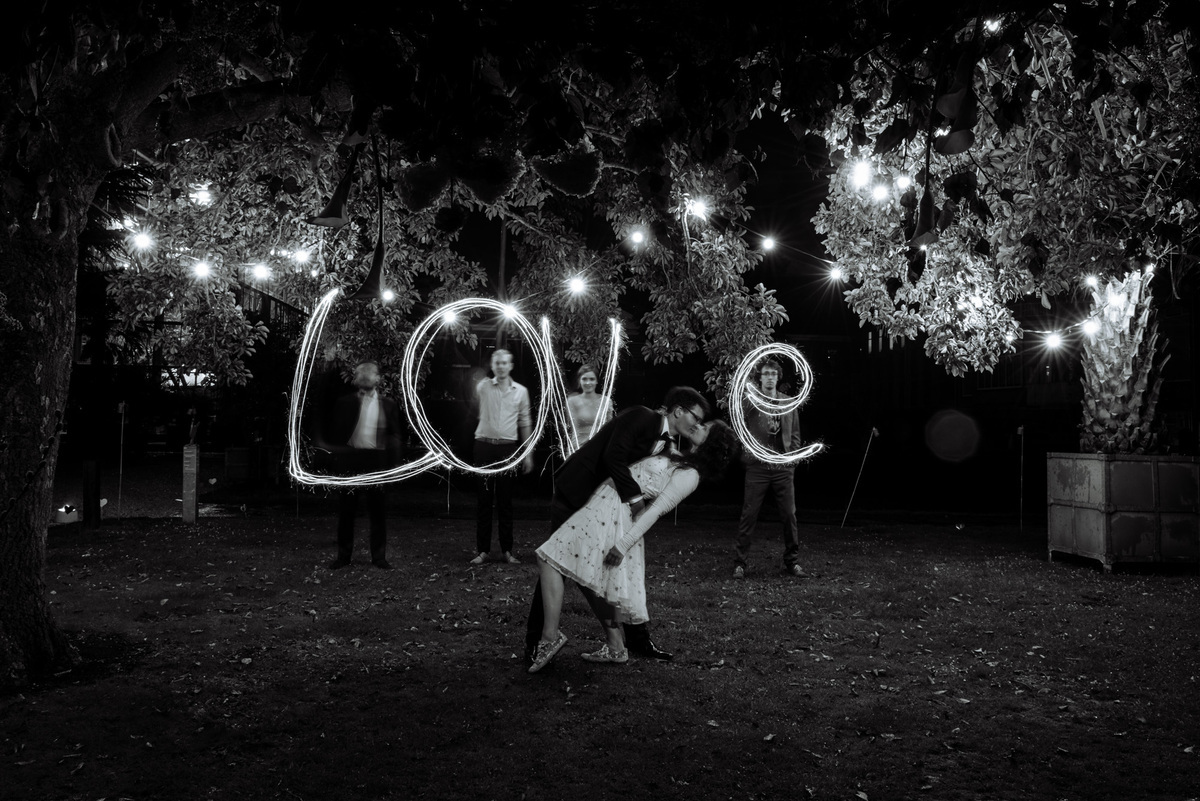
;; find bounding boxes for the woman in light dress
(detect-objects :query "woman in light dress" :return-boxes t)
[529,420,739,672]
[565,364,612,449]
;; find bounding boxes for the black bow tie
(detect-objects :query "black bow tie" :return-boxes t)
[659,433,677,443]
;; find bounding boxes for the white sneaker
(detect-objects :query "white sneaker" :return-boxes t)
[528,632,568,673]
[504,552,521,564]
[581,644,629,664]
[469,552,487,565]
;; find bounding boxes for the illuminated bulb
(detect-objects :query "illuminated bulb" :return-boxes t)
[895,175,912,190]
[851,162,871,188]
[761,237,776,251]
[194,262,211,278]
[984,18,1001,32]
[1082,319,1100,336]
[568,276,586,294]
[502,304,518,319]
[685,198,708,219]
[1046,332,1063,349]
[382,289,395,302]
[310,268,319,278]
[871,184,889,201]
[133,232,153,250]
[1085,275,1099,288]
[830,267,845,282]
[190,187,212,205]
[1005,332,1016,343]
[442,310,458,325]
[294,250,310,263]
[630,230,646,244]
[252,263,271,281]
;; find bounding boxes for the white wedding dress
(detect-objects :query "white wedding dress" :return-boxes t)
[536,454,699,624]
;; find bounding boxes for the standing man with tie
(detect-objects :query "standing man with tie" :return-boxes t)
[471,349,535,565]
[329,360,403,570]
[524,386,711,664]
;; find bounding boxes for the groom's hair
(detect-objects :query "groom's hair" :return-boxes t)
[662,386,710,421]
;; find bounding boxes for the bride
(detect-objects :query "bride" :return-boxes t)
[529,420,738,672]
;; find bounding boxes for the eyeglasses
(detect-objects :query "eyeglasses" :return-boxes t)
[680,407,705,426]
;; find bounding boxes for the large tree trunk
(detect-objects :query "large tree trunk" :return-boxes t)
[0,27,346,687]
[0,184,95,687]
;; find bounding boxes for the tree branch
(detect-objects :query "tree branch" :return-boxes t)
[125,77,352,155]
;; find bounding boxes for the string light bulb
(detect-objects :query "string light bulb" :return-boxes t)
[193,262,211,278]
[133,232,153,250]
[568,276,586,294]
[252,263,271,281]
[851,162,871,188]
[761,237,776,251]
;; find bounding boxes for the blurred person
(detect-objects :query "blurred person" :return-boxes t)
[566,363,612,449]
[328,360,403,570]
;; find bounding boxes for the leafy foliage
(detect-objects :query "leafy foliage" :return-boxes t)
[113,12,800,399]
[812,5,1198,379]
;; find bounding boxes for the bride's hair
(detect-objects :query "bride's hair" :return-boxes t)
[673,420,738,482]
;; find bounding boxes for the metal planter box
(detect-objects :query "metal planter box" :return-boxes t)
[1047,452,1199,570]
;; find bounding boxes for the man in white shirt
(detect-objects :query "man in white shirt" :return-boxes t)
[471,349,534,564]
[329,360,403,570]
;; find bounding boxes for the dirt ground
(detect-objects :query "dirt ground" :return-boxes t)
[4,490,1199,801]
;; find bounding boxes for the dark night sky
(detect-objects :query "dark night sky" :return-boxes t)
[740,113,857,338]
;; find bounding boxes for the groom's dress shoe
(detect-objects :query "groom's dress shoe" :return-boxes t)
[630,639,673,661]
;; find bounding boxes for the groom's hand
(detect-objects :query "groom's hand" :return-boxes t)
[604,547,624,566]
[628,497,646,518]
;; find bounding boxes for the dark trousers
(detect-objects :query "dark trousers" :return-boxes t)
[337,486,387,563]
[735,463,799,568]
[475,439,519,554]
[525,498,654,657]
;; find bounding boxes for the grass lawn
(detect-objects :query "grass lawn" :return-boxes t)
[3,508,1199,800]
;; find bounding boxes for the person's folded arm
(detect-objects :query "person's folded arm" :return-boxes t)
[615,468,700,554]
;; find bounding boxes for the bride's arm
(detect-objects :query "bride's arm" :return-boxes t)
[613,468,700,555]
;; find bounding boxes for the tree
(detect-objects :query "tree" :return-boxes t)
[1,0,873,686]
[811,3,1198,375]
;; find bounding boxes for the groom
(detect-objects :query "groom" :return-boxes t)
[524,386,711,663]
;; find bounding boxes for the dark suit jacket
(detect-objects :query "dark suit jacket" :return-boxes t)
[330,391,404,472]
[554,405,665,512]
